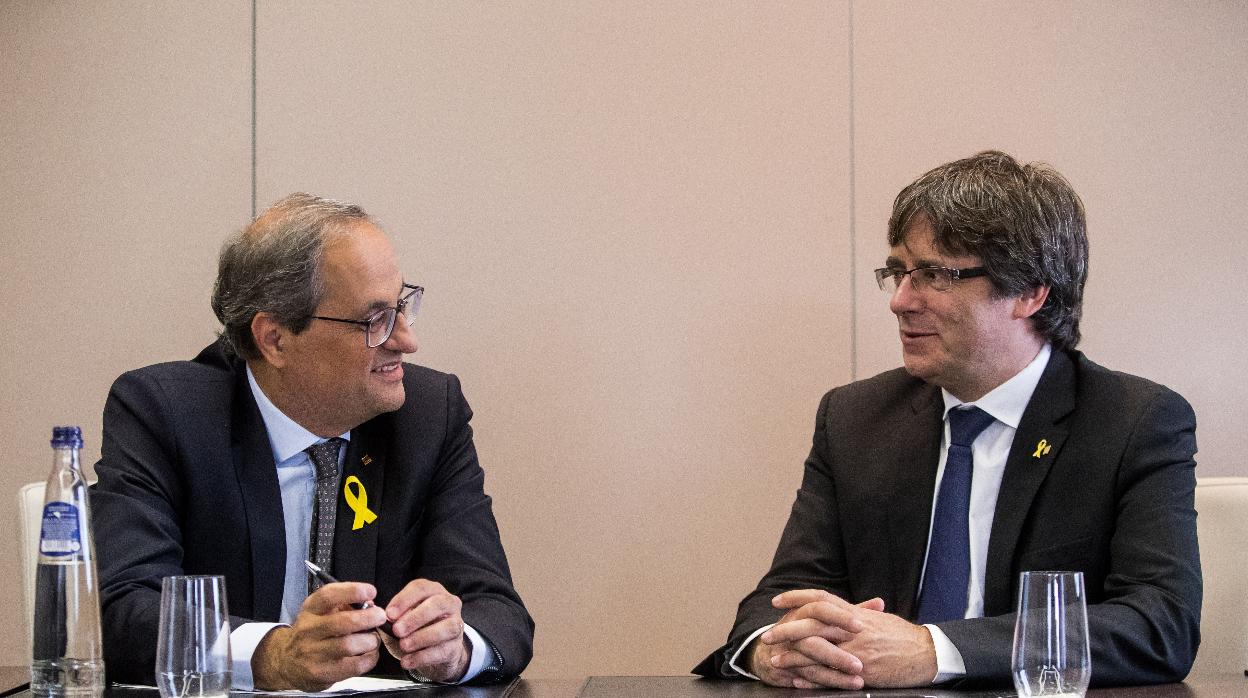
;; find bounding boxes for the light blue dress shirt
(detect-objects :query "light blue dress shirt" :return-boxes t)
[228,366,489,688]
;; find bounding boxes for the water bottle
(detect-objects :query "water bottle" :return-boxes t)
[31,426,104,698]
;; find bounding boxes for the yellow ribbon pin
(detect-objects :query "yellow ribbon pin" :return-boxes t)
[343,476,378,530]
[1032,439,1052,458]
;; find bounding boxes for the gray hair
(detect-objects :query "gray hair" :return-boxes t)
[210,193,371,359]
[887,151,1089,351]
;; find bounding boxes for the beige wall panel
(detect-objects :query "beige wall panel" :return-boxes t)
[14,0,1235,682]
[0,0,252,666]
[853,1,1247,477]
[256,1,852,677]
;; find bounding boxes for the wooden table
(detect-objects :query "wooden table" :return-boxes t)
[1,673,1242,697]
[0,668,29,698]
[561,675,1248,697]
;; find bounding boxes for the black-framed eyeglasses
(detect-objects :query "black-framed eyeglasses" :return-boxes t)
[310,283,423,348]
[873,266,988,293]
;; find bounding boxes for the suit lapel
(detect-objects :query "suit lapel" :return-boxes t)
[229,368,287,620]
[982,350,1076,614]
[333,418,385,584]
[885,385,945,618]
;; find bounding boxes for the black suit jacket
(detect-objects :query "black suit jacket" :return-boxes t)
[92,341,533,684]
[694,349,1200,687]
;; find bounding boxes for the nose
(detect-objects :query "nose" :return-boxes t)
[383,316,419,354]
[889,273,924,316]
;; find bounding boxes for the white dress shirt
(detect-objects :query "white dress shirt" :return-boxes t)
[229,366,490,688]
[728,344,1052,682]
[923,342,1050,680]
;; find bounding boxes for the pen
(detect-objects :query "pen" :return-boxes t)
[304,560,395,636]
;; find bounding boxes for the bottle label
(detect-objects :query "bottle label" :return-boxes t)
[39,502,82,557]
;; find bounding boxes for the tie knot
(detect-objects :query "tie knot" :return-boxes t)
[305,438,344,480]
[948,406,995,448]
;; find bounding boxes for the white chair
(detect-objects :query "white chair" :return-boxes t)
[19,480,46,646]
[1189,476,1248,677]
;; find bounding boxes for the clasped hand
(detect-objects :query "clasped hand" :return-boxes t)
[749,589,937,690]
[254,579,471,690]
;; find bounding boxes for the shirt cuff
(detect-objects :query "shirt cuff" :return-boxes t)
[924,624,966,683]
[230,621,285,690]
[454,623,491,683]
[725,624,775,680]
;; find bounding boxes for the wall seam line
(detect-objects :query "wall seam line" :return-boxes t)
[251,0,257,219]
[848,0,857,381]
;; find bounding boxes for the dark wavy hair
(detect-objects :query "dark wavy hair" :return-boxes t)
[888,150,1089,350]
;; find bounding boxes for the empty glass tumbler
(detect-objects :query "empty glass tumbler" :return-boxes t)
[155,575,231,698]
[1011,571,1091,697]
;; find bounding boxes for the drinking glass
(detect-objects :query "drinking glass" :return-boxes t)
[155,575,231,698]
[1011,571,1091,697]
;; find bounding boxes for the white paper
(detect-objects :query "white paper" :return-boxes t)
[113,676,433,696]
[235,676,434,696]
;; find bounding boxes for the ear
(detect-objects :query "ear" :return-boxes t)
[1013,285,1050,320]
[250,312,289,369]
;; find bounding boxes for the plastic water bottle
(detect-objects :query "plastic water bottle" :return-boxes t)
[31,426,104,698]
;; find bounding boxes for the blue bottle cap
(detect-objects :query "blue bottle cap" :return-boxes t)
[51,425,84,448]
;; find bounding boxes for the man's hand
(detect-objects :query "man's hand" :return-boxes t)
[747,590,885,690]
[385,579,471,683]
[835,608,938,688]
[252,582,387,691]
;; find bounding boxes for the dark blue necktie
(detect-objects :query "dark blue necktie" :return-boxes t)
[917,406,996,624]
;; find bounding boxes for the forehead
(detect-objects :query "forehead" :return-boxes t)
[319,221,402,309]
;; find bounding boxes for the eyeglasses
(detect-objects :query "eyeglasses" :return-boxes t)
[873,266,989,293]
[310,283,423,348]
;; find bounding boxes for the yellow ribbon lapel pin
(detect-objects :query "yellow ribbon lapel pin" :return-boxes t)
[1032,439,1052,458]
[343,475,378,530]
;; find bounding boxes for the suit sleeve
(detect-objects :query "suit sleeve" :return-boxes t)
[694,390,853,678]
[92,371,253,684]
[939,386,1201,686]
[410,374,534,682]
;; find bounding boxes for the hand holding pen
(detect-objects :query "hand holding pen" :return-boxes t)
[304,560,396,637]
[250,569,388,691]
[307,560,471,681]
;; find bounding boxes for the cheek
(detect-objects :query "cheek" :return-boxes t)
[960,306,1011,350]
[310,346,369,392]
[323,340,370,370]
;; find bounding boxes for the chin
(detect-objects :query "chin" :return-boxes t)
[375,387,406,414]
[901,356,938,382]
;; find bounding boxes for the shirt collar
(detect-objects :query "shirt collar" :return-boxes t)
[246,364,350,466]
[941,343,1052,430]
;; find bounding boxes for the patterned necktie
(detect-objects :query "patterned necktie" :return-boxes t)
[305,438,344,590]
[917,406,996,624]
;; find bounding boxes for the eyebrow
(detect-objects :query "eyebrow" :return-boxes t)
[362,300,391,315]
[360,282,408,316]
[884,255,948,270]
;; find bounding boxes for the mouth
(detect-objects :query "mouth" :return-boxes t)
[899,328,938,345]
[371,359,404,380]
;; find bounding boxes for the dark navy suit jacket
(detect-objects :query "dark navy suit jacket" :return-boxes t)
[93,341,533,684]
[695,349,1201,687]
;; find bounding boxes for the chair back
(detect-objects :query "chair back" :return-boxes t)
[19,480,46,644]
[1190,476,1248,676]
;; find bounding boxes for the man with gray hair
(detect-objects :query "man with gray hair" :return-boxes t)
[93,194,533,689]
[696,151,1201,689]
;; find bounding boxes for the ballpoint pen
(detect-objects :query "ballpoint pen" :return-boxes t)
[304,559,395,636]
